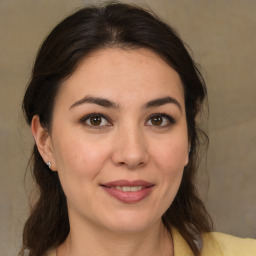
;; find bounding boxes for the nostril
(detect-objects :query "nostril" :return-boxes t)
[117,161,145,169]
[111,140,149,168]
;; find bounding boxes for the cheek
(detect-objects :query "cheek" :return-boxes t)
[150,135,188,202]
[52,136,111,203]
[151,135,188,172]
[53,133,110,174]
[52,136,112,205]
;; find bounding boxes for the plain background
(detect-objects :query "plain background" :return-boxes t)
[0,0,255,255]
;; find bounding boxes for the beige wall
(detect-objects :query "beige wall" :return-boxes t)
[1,0,255,255]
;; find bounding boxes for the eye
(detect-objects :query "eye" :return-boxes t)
[146,113,175,127]
[81,113,111,128]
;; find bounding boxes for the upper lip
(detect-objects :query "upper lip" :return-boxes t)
[101,180,154,187]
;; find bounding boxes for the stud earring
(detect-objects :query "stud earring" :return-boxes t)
[46,161,52,168]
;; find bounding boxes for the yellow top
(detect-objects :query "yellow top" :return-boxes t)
[47,250,56,256]
[172,227,256,256]
[47,228,256,256]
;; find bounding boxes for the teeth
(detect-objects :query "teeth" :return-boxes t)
[110,186,144,192]
[131,186,144,192]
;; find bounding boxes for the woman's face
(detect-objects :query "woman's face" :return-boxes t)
[46,48,189,233]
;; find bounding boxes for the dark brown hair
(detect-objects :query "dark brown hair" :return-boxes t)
[21,2,212,256]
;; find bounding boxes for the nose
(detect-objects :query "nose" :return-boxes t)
[111,125,149,169]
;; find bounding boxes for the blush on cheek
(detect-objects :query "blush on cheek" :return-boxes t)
[66,146,106,178]
[156,150,187,171]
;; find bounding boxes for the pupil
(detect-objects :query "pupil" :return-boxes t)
[90,116,101,126]
[152,116,162,126]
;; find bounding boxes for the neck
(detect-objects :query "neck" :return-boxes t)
[57,217,173,256]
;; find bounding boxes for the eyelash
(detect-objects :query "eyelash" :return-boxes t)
[80,113,112,129]
[146,112,176,128]
[80,112,176,129]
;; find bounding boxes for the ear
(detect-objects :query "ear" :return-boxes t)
[31,115,57,171]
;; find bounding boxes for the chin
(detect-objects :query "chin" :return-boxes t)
[100,210,159,234]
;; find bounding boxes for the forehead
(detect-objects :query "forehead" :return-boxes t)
[57,47,185,109]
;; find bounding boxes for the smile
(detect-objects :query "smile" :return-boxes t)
[101,180,154,203]
[110,186,145,192]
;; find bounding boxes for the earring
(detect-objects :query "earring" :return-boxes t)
[46,161,52,168]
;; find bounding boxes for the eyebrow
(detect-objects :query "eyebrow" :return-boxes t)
[145,96,182,113]
[69,95,182,113]
[69,96,120,109]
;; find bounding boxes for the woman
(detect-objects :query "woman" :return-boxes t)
[20,2,256,256]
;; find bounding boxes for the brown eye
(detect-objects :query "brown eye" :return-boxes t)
[151,116,163,126]
[82,114,111,128]
[90,116,102,126]
[146,113,175,127]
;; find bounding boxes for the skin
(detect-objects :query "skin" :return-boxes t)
[32,47,190,256]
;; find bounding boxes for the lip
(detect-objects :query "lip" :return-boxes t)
[102,180,154,187]
[101,180,154,204]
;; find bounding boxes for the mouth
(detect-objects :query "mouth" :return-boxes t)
[100,180,155,203]
[104,185,148,192]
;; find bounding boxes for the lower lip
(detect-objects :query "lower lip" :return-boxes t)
[102,186,153,203]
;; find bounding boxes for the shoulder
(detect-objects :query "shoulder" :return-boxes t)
[201,231,256,256]
[45,249,56,256]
